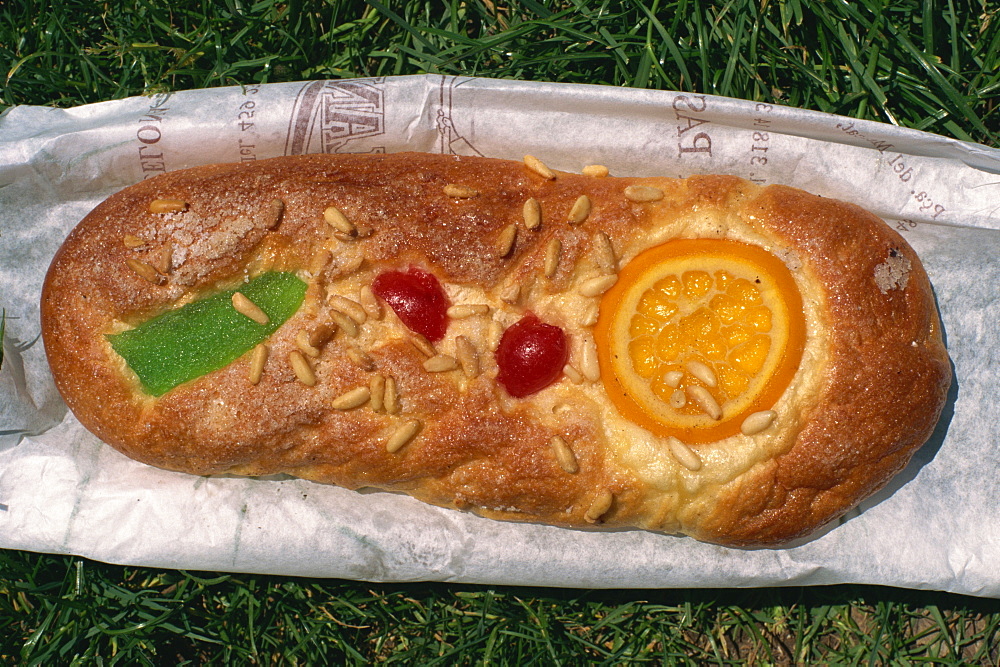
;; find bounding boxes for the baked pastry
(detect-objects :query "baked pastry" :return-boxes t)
[40,152,951,546]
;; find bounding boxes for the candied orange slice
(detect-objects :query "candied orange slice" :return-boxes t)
[594,239,805,443]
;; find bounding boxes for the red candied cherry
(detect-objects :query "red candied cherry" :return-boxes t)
[372,266,451,342]
[495,313,568,398]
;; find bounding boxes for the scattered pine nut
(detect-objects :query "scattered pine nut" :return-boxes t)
[496,223,517,257]
[346,346,375,371]
[423,354,459,372]
[329,309,360,337]
[543,238,561,278]
[328,294,368,324]
[248,344,268,385]
[582,164,609,178]
[580,336,601,382]
[741,410,777,435]
[687,385,722,420]
[591,232,617,273]
[669,389,686,408]
[148,198,187,214]
[580,302,600,327]
[578,274,618,297]
[686,360,717,388]
[455,336,480,378]
[126,258,164,285]
[624,185,664,202]
[383,376,400,414]
[332,386,371,410]
[295,330,321,358]
[664,370,684,387]
[523,197,542,229]
[447,304,490,318]
[668,437,703,471]
[409,334,436,358]
[370,374,386,412]
[443,184,479,198]
[523,154,556,180]
[562,364,584,384]
[324,206,355,235]
[550,436,579,474]
[386,419,422,453]
[358,286,383,319]
[487,320,503,350]
[499,283,520,304]
[122,234,145,249]
[149,244,173,275]
[567,194,592,224]
[585,490,613,523]
[288,350,316,386]
[232,293,269,325]
[263,198,285,229]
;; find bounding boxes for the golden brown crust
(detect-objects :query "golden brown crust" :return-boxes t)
[40,152,950,546]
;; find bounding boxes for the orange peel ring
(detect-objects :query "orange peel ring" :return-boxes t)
[594,238,806,444]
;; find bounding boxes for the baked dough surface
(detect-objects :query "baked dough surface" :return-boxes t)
[40,152,951,546]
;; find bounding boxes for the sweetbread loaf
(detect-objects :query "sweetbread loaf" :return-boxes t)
[40,152,951,546]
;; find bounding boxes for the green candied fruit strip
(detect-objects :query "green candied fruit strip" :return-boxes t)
[108,272,307,396]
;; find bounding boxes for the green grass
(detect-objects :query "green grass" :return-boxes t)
[2,551,999,665]
[2,0,1000,663]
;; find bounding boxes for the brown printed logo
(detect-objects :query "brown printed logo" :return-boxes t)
[284,79,386,155]
[136,93,172,178]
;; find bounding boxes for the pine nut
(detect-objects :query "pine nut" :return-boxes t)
[455,336,480,378]
[669,389,686,408]
[329,309,359,337]
[523,197,542,229]
[358,286,382,319]
[447,304,490,319]
[332,386,370,410]
[687,385,722,420]
[668,437,703,471]
[295,330,321,358]
[523,154,556,180]
[384,376,400,414]
[550,436,579,474]
[126,258,164,284]
[370,374,386,412]
[499,283,520,303]
[543,238,561,278]
[664,370,684,387]
[148,198,187,214]
[624,185,664,202]
[423,354,458,372]
[288,351,316,386]
[248,344,268,385]
[232,293,269,325]
[580,336,600,382]
[591,232,617,273]
[686,360,717,388]
[386,419,422,453]
[585,490,613,523]
[262,198,284,229]
[568,195,592,224]
[562,364,584,384]
[409,334,435,358]
[443,184,478,198]
[149,244,173,275]
[346,346,375,371]
[328,295,367,324]
[741,410,777,435]
[496,223,517,257]
[582,164,609,178]
[578,274,617,297]
[323,206,355,235]
[122,234,145,248]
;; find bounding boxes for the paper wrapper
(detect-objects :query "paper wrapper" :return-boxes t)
[2,75,998,596]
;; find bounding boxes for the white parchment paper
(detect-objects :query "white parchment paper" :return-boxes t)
[2,75,998,596]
